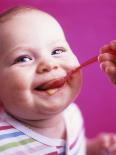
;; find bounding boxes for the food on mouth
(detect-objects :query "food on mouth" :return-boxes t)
[46,88,58,95]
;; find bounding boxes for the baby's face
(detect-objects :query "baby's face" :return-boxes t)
[0,12,82,120]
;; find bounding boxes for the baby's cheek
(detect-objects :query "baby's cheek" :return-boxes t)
[67,55,80,70]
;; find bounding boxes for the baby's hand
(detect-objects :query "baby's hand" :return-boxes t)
[98,40,116,85]
[87,133,116,155]
[95,133,116,155]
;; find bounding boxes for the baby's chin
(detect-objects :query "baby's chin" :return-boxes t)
[7,105,67,124]
[4,99,68,120]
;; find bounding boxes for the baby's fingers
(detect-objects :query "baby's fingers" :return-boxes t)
[110,40,116,50]
[99,61,116,85]
[100,40,116,55]
[100,44,112,54]
[108,134,116,153]
[98,53,116,65]
[98,133,113,148]
[99,134,116,155]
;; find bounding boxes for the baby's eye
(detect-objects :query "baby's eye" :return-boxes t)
[51,48,65,55]
[14,55,32,64]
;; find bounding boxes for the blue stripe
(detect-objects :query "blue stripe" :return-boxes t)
[0,131,25,140]
[59,152,65,155]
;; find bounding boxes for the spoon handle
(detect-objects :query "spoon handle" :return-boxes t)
[78,55,98,70]
[76,51,116,71]
[70,55,98,75]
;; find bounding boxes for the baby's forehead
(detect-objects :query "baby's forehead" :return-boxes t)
[0,7,64,36]
[0,7,50,23]
[0,8,66,52]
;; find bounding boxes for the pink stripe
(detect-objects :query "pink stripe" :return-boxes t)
[0,125,13,130]
[57,146,63,149]
[69,135,79,149]
[46,152,58,155]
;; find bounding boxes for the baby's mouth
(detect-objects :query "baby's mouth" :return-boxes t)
[35,77,66,95]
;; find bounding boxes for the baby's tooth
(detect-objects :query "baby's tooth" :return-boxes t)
[46,89,58,95]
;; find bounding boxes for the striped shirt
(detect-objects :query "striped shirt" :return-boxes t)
[0,103,86,155]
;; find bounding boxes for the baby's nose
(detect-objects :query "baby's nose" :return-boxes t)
[36,60,58,73]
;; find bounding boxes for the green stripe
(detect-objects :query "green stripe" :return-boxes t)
[0,138,34,152]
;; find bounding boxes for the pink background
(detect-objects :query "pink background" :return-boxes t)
[0,0,116,138]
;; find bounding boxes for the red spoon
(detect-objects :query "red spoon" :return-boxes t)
[38,55,98,90]
[72,55,98,73]
[72,50,116,73]
[37,52,116,90]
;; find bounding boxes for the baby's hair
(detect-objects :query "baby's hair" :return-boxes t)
[0,6,47,23]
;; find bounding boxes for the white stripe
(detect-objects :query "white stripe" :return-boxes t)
[0,128,18,135]
[69,130,86,155]
[0,122,11,126]
[32,146,57,155]
[64,103,84,139]
[69,126,84,145]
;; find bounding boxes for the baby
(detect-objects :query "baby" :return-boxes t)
[0,6,85,155]
[0,6,116,155]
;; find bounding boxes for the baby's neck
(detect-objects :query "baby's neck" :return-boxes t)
[16,113,66,139]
